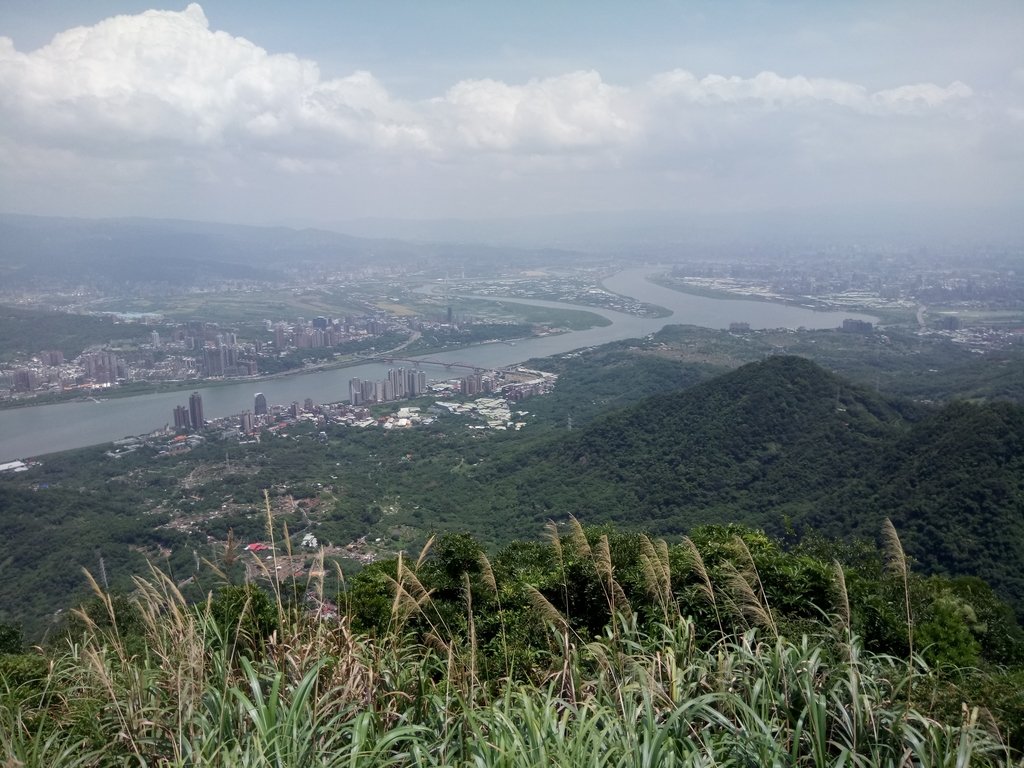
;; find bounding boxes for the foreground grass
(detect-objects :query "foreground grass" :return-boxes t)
[2,554,1019,768]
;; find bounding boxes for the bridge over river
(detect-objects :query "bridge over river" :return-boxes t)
[371,356,488,374]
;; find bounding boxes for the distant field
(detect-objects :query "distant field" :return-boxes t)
[84,286,610,330]
[86,288,367,323]
[939,308,1024,327]
[0,305,155,362]
[415,295,611,330]
[650,275,918,327]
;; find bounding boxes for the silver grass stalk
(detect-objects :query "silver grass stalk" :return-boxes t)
[882,518,914,683]
[415,534,435,570]
[568,514,592,558]
[681,536,723,637]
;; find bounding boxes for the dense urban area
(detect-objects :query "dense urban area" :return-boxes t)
[4,248,1022,408]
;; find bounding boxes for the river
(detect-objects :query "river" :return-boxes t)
[0,268,874,460]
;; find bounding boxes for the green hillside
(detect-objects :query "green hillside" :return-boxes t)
[865,402,1024,598]
[3,352,1023,640]
[538,355,913,526]
[0,305,156,362]
[435,356,1023,611]
[441,355,911,532]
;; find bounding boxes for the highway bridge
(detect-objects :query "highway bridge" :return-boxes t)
[371,357,487,374]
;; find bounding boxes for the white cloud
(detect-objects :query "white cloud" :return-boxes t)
[647,69,972,115]
[0,5,979,160]
[0,4,318,148]
[435,71,637,153]
[0,4,1016,221]
[649,69,866,109]
[872,80,973,111]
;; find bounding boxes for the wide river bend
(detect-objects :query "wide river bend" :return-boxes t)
[0,268,874,460]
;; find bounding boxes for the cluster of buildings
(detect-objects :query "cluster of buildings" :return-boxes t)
[433,398,525,430]
[349,368,429,405]
[671,255,1024,316]
[669,256,1024,350]
[268,314,396,352]
[145,323,259,378]
[2,277,570,408]
[6,348,126,394]
[347,365,557,406]
[156,366,558,447]
[0,309,412,403]
[172,392,206,431]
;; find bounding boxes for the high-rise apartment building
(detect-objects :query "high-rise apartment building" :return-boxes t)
[84,352,121,384]
[173,405,191,430]
[408,369,426,397]
[188,391,204,430]
[387,368,406,399]
[203,346,225,376]
[13,369,35,392]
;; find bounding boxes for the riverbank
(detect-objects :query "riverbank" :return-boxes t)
[0,267,879,461]
[0,332,562,413]
[649,274,835,309]
[649,274,916,327]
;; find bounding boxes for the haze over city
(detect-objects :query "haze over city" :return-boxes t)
[0,1,1021,242]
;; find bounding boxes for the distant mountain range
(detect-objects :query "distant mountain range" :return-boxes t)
[0,213,583,289]
[330,204,1024,252]
[4,203,1021,291]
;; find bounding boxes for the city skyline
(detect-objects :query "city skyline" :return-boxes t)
[0,2,1021,235]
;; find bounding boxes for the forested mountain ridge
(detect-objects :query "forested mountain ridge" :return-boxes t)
[472,356,916,529]
[562,355,912,515]
[856,401,1024,599]
[458,356,1024,610]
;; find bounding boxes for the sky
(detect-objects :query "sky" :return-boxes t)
[0,1,1021,231]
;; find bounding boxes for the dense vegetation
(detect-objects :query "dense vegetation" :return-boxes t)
[3,330,1024,764]
[0,305,157,363]
[2,519,1023,765]
[402,323,538,356]
[379,356,1024,612]
[650,323,1024,403]
[3,348,1024,643]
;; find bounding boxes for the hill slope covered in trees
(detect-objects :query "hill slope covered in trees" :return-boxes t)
[435,356,1024,609]
[2,353,1022,639]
